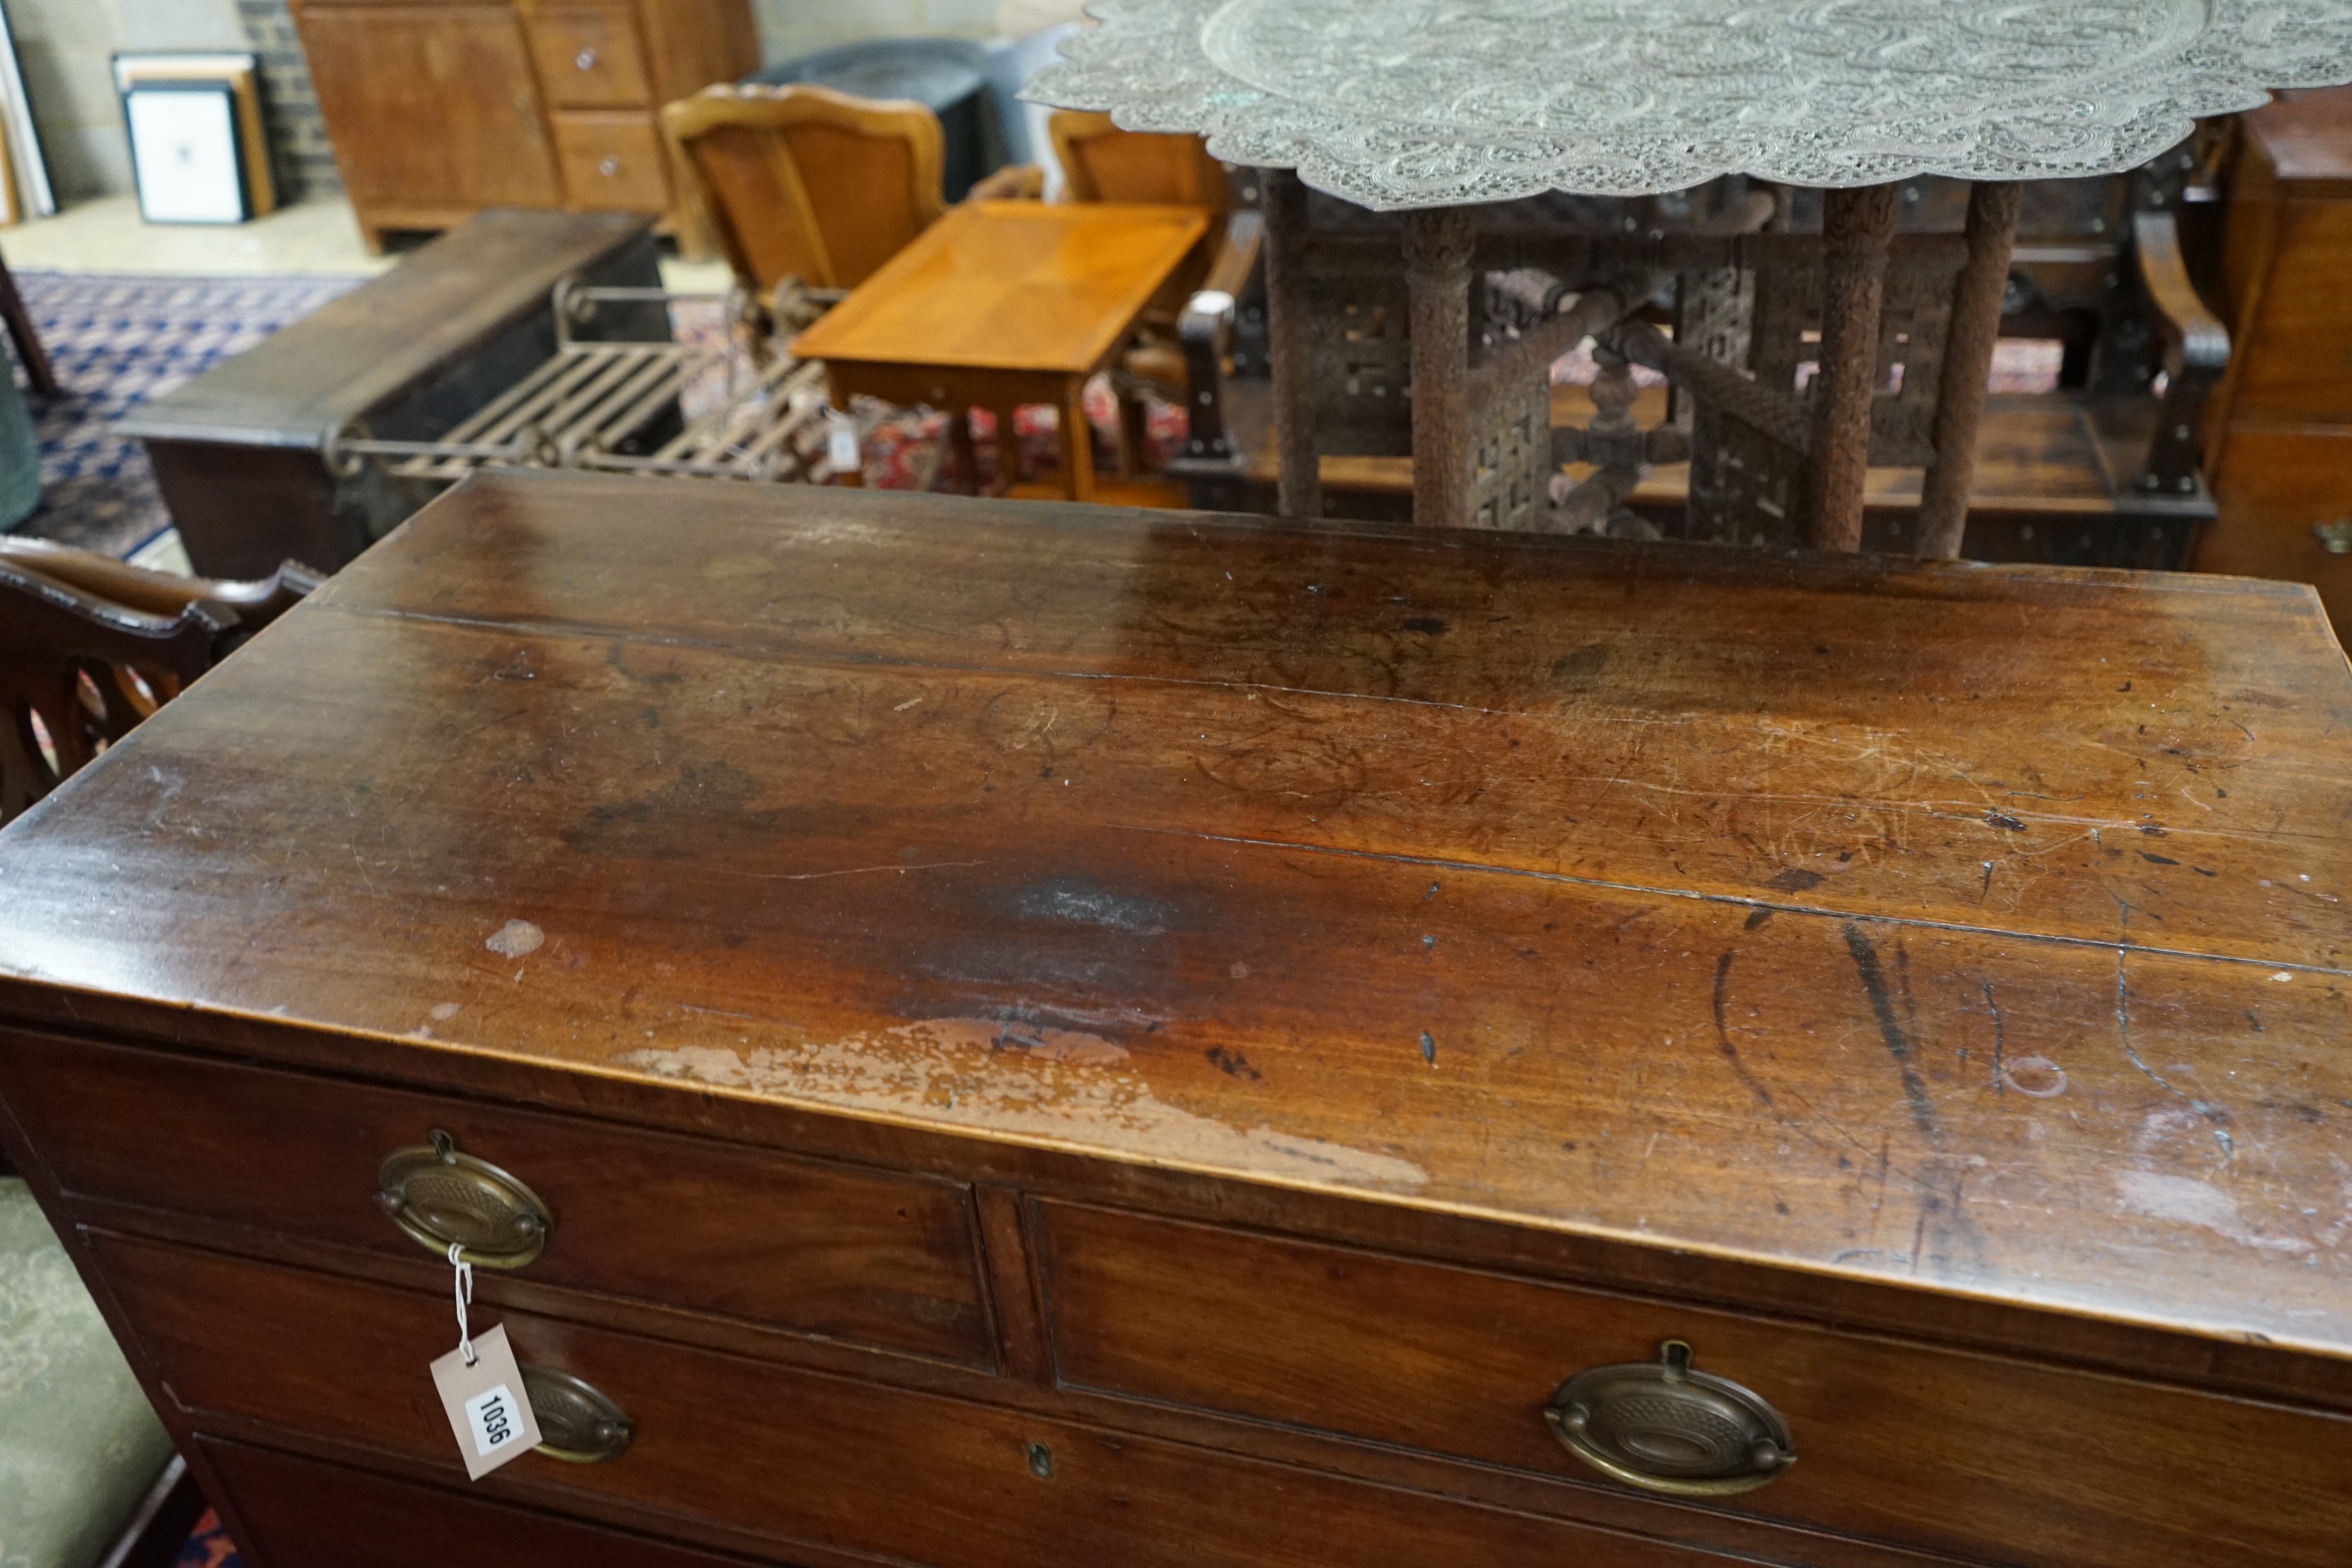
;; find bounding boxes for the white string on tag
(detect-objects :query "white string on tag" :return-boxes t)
[449,1241,477,1367]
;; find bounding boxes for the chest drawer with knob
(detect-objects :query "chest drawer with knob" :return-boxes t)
[101,1233,1763,1568]
[523,5,653,109]
[1032,1200,2352,1568]
[553,112,675,213]
[0,1031,991,1366]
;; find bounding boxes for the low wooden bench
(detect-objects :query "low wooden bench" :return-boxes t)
[119,211,663,579]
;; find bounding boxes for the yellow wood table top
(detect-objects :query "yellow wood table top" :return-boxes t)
[790,200,1209,378]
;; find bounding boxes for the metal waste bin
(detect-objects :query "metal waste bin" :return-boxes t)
[746,39,994,202]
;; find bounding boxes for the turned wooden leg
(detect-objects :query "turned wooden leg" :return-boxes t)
[1262,168,1322,521]
[1917,181,2023,560]
[1059,378,1096,503]
[1403,206,1477,530]
[1806,183,1901,552]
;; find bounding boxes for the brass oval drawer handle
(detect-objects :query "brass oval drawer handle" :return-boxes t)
[375,1128,550,1268]
[1545,1340,1795,1497]
[523,1364,632,1464]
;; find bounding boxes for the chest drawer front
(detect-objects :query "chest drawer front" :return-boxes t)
[112,1236,1742,1568]
[553,112,673,213]
[523,6,653,108]
[0,1032,988,1366]
[1034,1202,2352,1568]
[200,1441,772,1568]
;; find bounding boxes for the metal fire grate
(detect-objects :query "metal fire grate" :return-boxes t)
[325,283,862,488]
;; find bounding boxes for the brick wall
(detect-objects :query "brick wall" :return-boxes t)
[234,0,339,199]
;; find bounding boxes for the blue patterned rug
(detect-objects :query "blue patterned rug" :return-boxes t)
[5,272,361,560]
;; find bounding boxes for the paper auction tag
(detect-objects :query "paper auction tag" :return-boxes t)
[431,1322,542,1480]
[827,416,861,473]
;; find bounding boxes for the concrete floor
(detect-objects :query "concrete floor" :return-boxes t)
[0,193,733,292]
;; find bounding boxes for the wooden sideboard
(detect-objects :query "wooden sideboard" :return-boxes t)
[290,0,758,253]
[2196,86,2352,634]
[3,475,2351,1567]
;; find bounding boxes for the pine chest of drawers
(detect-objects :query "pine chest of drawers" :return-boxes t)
[3,473,2351,1567]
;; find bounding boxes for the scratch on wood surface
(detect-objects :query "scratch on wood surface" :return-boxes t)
[2114,951,2233,1159]
[710,860,985,882]
[1841,924,1938,1138]
[615,1023,1427,1189]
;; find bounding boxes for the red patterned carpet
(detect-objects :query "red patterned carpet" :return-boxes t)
[174,1509,240,1567]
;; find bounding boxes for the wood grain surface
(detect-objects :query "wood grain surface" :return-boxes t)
[3,472,2349,1368]
[789,201,1209,375]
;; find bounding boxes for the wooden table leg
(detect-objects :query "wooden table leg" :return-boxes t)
[1262,168,1322,521]
[993,404,1025,492]
[946,409,979,495]
[1403,206,1477,531]
[1805,183,1901,552]
[1918,180,2023,560]
[1060,378,1097,503]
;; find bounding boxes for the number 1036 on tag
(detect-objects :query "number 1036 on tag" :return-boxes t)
[466,1383,521,1457]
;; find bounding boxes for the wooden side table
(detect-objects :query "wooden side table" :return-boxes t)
[789,200,1208,503]
[1030,0,2352,554]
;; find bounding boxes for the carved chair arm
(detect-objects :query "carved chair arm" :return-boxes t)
[1176,210,1266,464]
[968,163,1046,202]
[0,538,322,641]
[2129,211,2231,498]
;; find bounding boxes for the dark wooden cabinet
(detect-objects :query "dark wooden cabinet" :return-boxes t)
[5,475,2352,1567]
[290,0,758,252]
[2196,86,2352,635]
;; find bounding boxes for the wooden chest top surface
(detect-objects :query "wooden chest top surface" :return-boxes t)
[3,472,2349,1364]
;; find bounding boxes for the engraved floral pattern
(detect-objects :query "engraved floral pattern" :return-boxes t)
[1027,0,2352,207]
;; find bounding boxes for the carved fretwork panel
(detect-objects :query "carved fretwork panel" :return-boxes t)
[1302,250,1414,456]
[1473,377,1552,532]
[1668,237,1969,542]
[1683,397,1805,547]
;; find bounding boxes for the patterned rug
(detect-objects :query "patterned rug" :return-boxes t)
[5,272,362,559]
[174,1509,239,1568]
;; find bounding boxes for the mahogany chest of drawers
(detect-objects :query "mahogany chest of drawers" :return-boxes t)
[3,473,2350,1567]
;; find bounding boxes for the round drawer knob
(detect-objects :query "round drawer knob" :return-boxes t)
[523,1364,632,1464]
[1544,1340,1794,1497]
[575,47,598,71]
[599,155,621,178]
[2314,519,2352,557]
[375,1128,550,1268]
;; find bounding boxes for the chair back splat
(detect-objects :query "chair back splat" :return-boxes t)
[665,84,947,300]
[0,539,318,823]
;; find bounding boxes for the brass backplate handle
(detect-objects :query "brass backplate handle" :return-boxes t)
[375,1128,551,1268]
[522,1364,633,1464]
[1544,1340,1796,1497]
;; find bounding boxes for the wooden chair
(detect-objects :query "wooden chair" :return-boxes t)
[1044,110,1264,481]
[1,538,318,824]
[663,83,1043,337]
[1049,110,1230,213]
